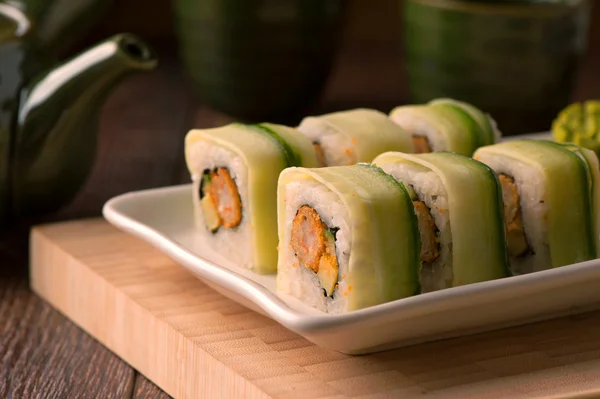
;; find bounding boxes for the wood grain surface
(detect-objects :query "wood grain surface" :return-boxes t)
[2,4,600,395]
[0,242,172,399]
[0,273,135,398]
[28,218,600,399]
[134,375,172,399]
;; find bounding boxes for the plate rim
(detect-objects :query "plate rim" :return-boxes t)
[102,179,600,334]
[103,130,600,351]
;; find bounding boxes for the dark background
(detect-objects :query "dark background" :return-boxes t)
[73,0,600,108]
[50,0,600,219]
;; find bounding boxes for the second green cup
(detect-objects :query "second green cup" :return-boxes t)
[402,0,592,135]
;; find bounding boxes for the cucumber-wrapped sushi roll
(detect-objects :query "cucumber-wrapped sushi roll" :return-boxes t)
[276,164,420,314]
[296,108,414,167]
[473,140,600,275]
[389,98,500,156]
[185,122,319,274]
[372,151,509,292]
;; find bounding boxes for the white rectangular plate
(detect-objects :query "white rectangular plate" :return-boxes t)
[102,132,600,355]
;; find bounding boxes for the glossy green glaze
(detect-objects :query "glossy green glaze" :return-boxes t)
[402,0,591,135]
[173,0,348,122]
[5,0,113,56]
[0,3,157,223]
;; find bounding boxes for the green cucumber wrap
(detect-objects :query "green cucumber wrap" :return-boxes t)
[373,151,509,287]
[277,164,421,312]
[185,122,318,274]
[541,141,600,257]
[474,140,596,268]
[388,104,480,156]
[246,122,319,168]
[298,108,414,164]
[429,98,501,146]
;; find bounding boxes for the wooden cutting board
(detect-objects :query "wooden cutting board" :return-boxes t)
[29,218,600,399]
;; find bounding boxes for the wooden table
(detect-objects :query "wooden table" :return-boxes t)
[1,32,599,397]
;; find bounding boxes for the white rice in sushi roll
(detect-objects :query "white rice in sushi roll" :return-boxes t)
[188,140,254,268]
[185,122,319,274]
[473,151,550,275]
[297,108,414,166]
[277,179,352,314]
[296,117,356,166]
[378,162,453,292]
[277,165,421,314]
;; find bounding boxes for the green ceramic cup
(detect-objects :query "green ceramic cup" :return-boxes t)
[402,0,592,135]
[173,0,347,122]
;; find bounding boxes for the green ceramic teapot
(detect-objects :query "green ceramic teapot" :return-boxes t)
[4,0,115,57]
[0,3,157,223]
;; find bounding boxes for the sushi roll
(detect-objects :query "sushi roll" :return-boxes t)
[429,98,502,145]
[185,122,319,274]
[473,140,600,275]
[560,143,600,260]
[276,164,420,314]
[389,98,500,156]
[296,108,414,167]
[372,151,509,292]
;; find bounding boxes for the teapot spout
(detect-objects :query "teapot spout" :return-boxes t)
[11,33,158,220]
